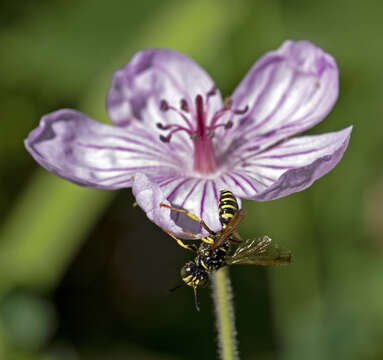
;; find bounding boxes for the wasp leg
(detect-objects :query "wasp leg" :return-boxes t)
[181,228,214,245]
[160,203,215,235]
[161,228,198,252]
[230,231,243,243]
[201,237,214,244]
[230,238,242,244]
[181,228,200,238]
[180,228,214,245]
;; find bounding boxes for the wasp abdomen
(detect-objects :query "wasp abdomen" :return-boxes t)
[218,190,239,227]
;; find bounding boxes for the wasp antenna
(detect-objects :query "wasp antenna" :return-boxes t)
[193,287,201,312]
[169,283,184,292]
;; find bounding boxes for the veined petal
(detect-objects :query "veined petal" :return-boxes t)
[226,126,352,200]
[133,173,209,238]
[25,109,183,189]
[106,49,223,141]
[133,173,243,236]
[132,173,187,238]
[229,40,338,152]
[158,176,229,233]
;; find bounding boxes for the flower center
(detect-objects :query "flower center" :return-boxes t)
[157,88,248,174]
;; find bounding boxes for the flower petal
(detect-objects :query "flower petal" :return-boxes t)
[133,173,244,236]
[132,173,208,238]
[158,176,226,233]
[229,40,338,151]
[226,126,352,200]
[25,109,182,189]
[106,49,223,132]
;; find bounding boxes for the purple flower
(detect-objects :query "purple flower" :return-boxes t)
[25,40,352,237]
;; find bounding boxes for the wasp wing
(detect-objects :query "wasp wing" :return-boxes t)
[226,236,292,266]
[209,209,247,251]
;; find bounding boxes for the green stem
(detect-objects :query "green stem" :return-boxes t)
[211,267,239,360]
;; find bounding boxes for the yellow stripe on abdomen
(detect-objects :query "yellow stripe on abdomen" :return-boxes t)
[218,190,239,226]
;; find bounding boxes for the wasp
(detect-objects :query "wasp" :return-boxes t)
[160,190,291,311]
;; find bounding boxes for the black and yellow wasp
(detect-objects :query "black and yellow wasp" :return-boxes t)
[161,190,291,311]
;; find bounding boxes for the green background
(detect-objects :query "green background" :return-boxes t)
[0,0,382,359]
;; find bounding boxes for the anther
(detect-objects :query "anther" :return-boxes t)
[157,123,171,130]
[160,135,171,143]
[233,105,249,115]
[160,100,169,111]
[207,86,217,97]
[225,121,233,130]
[180,99,189,112]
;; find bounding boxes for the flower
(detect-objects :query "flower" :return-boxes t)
[25,40,352,237]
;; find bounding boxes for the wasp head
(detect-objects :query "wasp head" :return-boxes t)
[180,261,209,288]
[180,261,208,312]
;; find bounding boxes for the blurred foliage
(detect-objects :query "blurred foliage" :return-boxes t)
[0,0,382,359]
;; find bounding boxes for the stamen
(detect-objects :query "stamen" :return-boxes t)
[207,86,217,98]
[157,123,171,130]
[203,86,218,117]
[209,108,228,128]
[157,123,191,134]
[160,100,169,111]
[209,98,249,132]
[160,135,171,143]
[159,126,192,143]
[180,99,189,112]
[159,98,194,130]
[225,121,233,129]
[206,123,229,133]
[233,105,249,115]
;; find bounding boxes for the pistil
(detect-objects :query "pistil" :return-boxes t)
[193,95,218,173]
[157,92,248,175]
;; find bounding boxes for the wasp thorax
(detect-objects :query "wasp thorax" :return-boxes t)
[180,261,209,288]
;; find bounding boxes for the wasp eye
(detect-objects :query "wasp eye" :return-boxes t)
[180,261,196,278]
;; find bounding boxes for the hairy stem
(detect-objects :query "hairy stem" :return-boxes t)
[211,267,239,360]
